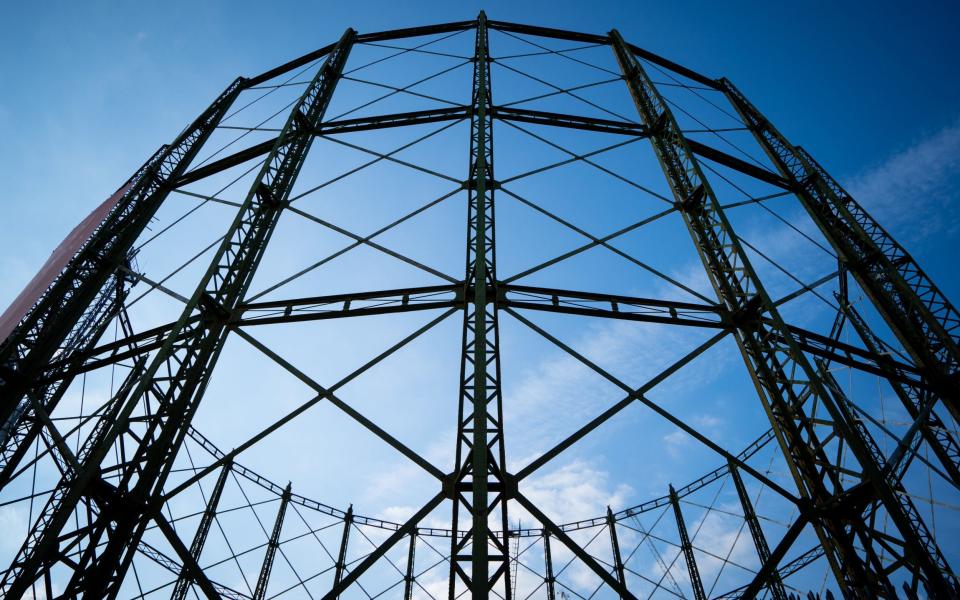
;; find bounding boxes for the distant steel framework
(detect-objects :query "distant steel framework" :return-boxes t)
[1,12,958,599]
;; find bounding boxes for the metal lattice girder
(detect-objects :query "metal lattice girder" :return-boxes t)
[839,297,960,487]
[48,284,934,400]
[0,29,355,599]
[0,354,146,597]
[45,284,461,379]
[0,271,127,490]
[449,12,512,599]
[610,29,958,597]
[720,78,960,414]
[497,285,929,387]
[333,504,354,595]
[0,77,245,494]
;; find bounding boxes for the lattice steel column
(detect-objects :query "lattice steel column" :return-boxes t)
[839,296,960,487]
[0,77,244,493]
[720,78,960,417]
[449,12,511,599]
[610,30,957,597]
[0,272,128,489]
[0,30,355,599]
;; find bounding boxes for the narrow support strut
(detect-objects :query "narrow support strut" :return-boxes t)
[171,459,233,600]
[607,506,628,597]
[404,531,417,600]
[254,483,292,600]
[333,505,354,596]
[668,485,705,600]
[728,462,786,600]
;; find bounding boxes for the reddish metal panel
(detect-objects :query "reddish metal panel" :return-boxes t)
[0,183,133,344]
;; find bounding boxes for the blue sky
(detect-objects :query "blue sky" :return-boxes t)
[1,1,959,598]
[1,0,958,293]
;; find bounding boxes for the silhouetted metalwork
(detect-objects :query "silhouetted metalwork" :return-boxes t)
[1,12,957,600]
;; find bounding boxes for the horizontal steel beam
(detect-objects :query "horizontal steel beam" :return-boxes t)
[175,108,472,187]
[236,283,461,326]
[246,20,475,87]
[488,19,609,45]
[44,285,461,381]
[176,107,769,190]
[499,284,928,389]
[245,42,337,88]
[316,106,470,135]
[685,138,793,190]
[176,139,276,187]
[500,283,723,328]
[356,20,477,43]
[623,41,719,90]
[492,106,646,135]
[44,282,924,393]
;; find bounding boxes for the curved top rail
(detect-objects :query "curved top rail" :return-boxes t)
[185,425,777,538]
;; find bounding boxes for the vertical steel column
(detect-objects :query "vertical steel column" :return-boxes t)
[840,298,960,486]
[403,531,417,600]
[610,31,872,590]
[254,483,292,600]
[543,530,557,600]
[450,11,511,600]
[171,459,233,600]
[668,486,705,600]
[333,505,353,595]
[728,461,786,600]
[0,76,244,493]
[610,31,901,597]
[720,78,960,417]
[0,30,355,600]
[606,507,627,596]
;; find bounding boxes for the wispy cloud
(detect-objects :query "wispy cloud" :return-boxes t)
[846,118,960,241]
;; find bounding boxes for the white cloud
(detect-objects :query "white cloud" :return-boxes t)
[662,430,690,459]
[846,118,960,241]
[379,505,416,523]
[521,459,632,527]
[505,314,727,469]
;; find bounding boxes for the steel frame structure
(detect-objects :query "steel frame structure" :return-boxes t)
[1,12,957,600]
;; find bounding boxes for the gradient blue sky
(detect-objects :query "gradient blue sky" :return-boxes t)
[1,2,959,597]
[1,1,958,298]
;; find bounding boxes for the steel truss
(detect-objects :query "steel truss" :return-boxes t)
[1,12,957,600]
